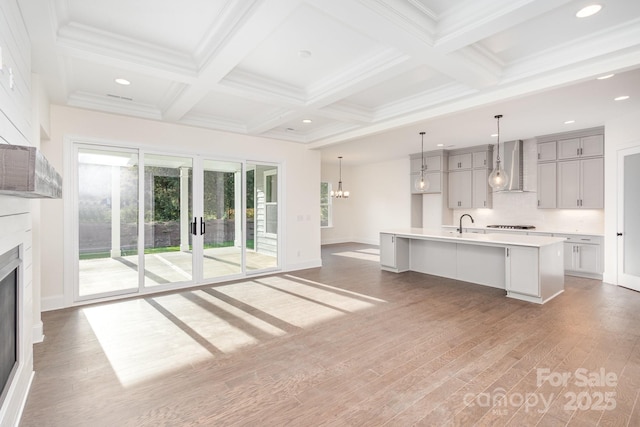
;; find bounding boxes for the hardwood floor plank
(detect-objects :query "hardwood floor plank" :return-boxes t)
[19,243,640,426]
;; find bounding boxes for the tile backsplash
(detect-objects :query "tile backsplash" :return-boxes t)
[445,138,604,234]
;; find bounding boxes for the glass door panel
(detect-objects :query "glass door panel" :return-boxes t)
[202,160,243,280]
[77,147,139,298]
[143,154,193,287]
[246,163,279,272]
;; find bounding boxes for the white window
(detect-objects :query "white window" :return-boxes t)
[320,182,332,227]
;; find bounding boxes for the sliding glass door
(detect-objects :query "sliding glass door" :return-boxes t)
[246,162,279,273]
[77,146,139,298]
[142,154,193,287]
[201,159,243,280]
[75,144,280,301]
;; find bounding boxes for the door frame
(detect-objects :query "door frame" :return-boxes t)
[65,138,282,306]
[617,144,640,291]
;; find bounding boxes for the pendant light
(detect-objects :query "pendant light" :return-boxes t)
[330,156,349,198]
[488,114,509,190]
[414,131,429,192]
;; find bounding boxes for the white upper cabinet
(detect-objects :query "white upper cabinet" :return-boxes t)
[537,162,557,208]
[537,141,557,162]
[473,151,488,168]
[557,157,603,208]
[557,135,604,160]
[448,153,472,170]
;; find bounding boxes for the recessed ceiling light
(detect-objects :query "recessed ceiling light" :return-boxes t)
[115,78,131,85]
[597,74,615,80]
[302,119,312,124]
[298,50,312,59]
[564,120,575,124]
[436,143,444,147]
[490,133,498,137]
[614,95,630,101]
[576,4,602,18]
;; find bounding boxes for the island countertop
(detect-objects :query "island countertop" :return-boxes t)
[381,228,567,248]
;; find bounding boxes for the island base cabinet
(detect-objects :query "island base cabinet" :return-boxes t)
[506,243,564,304]
[380,233,409,272]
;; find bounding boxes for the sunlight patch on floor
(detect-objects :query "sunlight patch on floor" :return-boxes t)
[331,250,380,262]
[83,299,212,387]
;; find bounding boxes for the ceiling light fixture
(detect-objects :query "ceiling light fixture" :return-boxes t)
[564,120,576,124]
[414,132,430,192]
[436,143,444,147]
[302,119,312,124]
[330,156,349,199]
[488,114,508,190]
[576,4,602,18]
[614,95,630,101]
[115,78,130,85]
[597,74,615,80]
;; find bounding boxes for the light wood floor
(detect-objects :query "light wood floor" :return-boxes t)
[21,243,640,426]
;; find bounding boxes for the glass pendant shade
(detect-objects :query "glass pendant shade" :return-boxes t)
[488,161,508,190]
[488,114,509,190]
[414,172,429,192]
[415,131,429,192]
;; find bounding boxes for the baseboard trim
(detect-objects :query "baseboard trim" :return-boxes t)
[285,259,322,271]
[41,295,65,311]
[321,238,352,245]
[32,321,44,344]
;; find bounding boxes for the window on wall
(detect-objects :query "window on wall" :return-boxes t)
[320,182,332,228]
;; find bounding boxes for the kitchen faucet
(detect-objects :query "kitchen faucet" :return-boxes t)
[458,214,474,234]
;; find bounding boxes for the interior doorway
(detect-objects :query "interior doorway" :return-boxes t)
[617,145,640,292]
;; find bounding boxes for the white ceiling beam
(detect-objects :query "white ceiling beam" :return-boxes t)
[162,0,304,122]
[435,0,573,53]
[307,0,500,89]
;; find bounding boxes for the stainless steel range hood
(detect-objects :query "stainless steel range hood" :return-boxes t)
[0,145,62,198]
[499,139,525,192]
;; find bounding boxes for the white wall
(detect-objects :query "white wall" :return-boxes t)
[350,157,412,245]
[0,0,35,424]
[39,105,321,309]
[603,109,640,284]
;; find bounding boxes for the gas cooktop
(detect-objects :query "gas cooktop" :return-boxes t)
[486,225,536,230]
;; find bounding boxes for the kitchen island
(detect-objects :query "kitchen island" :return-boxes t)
[380,228,565,304]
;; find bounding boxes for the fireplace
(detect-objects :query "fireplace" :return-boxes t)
[0,212,32,426]
[0,247,19,408]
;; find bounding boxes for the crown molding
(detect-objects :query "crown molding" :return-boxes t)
[57,22,197,82]
[179,112,247,134]
[68,92,162,120]
[220,69,306,105]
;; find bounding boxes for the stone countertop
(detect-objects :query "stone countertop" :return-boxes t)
[381,228,566,248]
[440,225,604,237]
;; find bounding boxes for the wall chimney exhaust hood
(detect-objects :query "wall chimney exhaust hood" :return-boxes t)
[498,139,526,192]
[0,145,62,198]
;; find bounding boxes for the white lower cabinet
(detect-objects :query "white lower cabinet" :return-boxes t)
[505,246,540,297]
[380,233,410,272]
[558,234,602,278]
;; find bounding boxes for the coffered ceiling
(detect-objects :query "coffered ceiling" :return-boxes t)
[19,0,640,161]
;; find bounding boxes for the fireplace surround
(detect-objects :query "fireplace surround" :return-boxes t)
[0,213,33,426]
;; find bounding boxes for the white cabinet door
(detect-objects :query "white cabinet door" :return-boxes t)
[506,246,540,297]
[410,171,442,194]
[473,151,488,168]
[449,153,472,170]
[425,155,441,171]
[557,160,581,208]
[449,170,472,208]
[581,135,604,157]
[563,242,575,270]
[537,162,556,208]
[580,157,604,208]
[380,233,396,268]
[558,138,581,160]
[410,157,423,174]
[537,141,557,161]
[575,243,600,273]
[472,168,490,208]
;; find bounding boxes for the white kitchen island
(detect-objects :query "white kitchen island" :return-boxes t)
[380,229,565,304]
